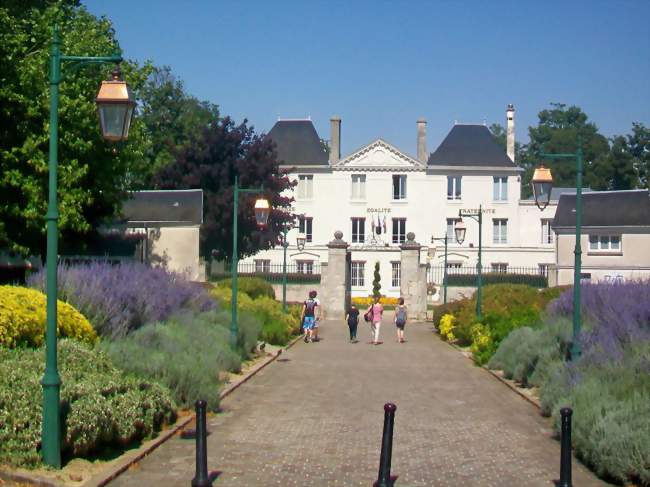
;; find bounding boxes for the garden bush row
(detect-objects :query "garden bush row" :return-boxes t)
[435,284,564,364]
[487,281,650,486]
[0,340,176,467]
[103,310,261,411]
[28,262,217,338]
[212,280,300,345]
[0,286,96,347]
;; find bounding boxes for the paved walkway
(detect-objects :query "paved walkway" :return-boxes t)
[110,318,609,487]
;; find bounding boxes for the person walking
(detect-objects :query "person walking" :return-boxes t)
[366,296,383,345]
[345,304,360,343]
[310,290,322,342]
[394,297,408,343]
[301,290,319,343]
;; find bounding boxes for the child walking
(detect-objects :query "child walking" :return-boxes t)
[345,304,360,343]
[394,297,408,343]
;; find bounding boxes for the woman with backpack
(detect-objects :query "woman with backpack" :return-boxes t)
[301,290,320,343]
[394,297,408,343]
[365,296,383,345]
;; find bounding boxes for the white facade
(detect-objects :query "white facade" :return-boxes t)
[244,117,559,297]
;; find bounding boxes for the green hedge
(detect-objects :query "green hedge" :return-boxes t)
[103,310,260,411]
[212,272,321,285]
[0,340,176,467]
[446,272,548,288]
[213,276,275,299]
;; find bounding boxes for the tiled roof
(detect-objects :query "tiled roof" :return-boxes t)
[553,189,650,228]
[121,190,203,225]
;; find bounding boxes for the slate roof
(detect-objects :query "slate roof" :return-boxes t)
[525,187,594,201]
[121,190,203,225]
[266,120,329,165]
[553,189,650,228]
[428,124,516,167]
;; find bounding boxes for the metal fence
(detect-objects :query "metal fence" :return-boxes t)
[212,262,322,284]
[427,265,548,288]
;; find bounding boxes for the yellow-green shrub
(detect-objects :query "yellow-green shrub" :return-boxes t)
[439,313,456,342]
[0,286,96,348]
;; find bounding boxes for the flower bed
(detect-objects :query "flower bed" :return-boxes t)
[434,284,563,364]
[0,340,176,468]
[28,262,217,338]
[488,281,650,486]
[0,286,96,347]
[103,310,260,411]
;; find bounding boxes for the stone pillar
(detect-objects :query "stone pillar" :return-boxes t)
[320,231,349,319]
[400,232,427,321]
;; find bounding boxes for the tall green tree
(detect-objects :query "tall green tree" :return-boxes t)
[590,135,638,191]
[628,122,649,188]
[152,117,294,260]
[138,66,220,180]
[0,1,152,255]
[519,103,609,197]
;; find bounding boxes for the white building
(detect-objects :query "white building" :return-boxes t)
[243,106,561,297]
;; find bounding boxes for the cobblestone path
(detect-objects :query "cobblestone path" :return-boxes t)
[110,318,609,486]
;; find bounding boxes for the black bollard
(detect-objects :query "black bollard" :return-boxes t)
[191,399,210,487]
[558,407,573,487]
[374,402,398,487]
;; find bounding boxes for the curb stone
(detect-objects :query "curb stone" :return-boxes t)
[1,335,303,487]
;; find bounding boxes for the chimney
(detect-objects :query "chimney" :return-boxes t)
[506,104,515,162]
[329,116,341,164]
[417,118,427,163]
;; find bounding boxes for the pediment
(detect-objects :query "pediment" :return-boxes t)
[334,139,425,171]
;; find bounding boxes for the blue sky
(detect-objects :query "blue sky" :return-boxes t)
[84,0,650,157]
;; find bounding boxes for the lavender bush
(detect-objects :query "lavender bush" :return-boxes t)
[489,280,650,485]
[28,262,217,338]
[549,280,650,365]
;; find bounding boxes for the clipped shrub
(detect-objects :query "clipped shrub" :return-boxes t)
[27,262,217,338]
[0,340,176,467]
[211,285,299,345]
[103,310,261,411]
[215,276,275,299]
[0,285,96,347]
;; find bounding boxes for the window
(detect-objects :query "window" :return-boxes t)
[538,264,549,276]
[541,219,553,244]
[297,260,314,274]
[447,176,462,200]
[297,175,313,199]
[351,261,365,287]
[298,216,313,242]
[391,262,401,288]
[351,174,366,200]
[392,218,407,244]
[493,219,508,244]
[254,259,270,273]
[493,176,508,201]
[351,218,365,243]
[491,263,508,273]
[589,235,621,252]
[392,175,407,200]
[446,218,461,240]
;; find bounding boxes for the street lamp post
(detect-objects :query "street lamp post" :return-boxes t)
[230,176,269,348]
[456,206,483,321]
[430,235,449,305]
[43,25,133,468]
[533,139,584,361]
[281,225,289,312]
